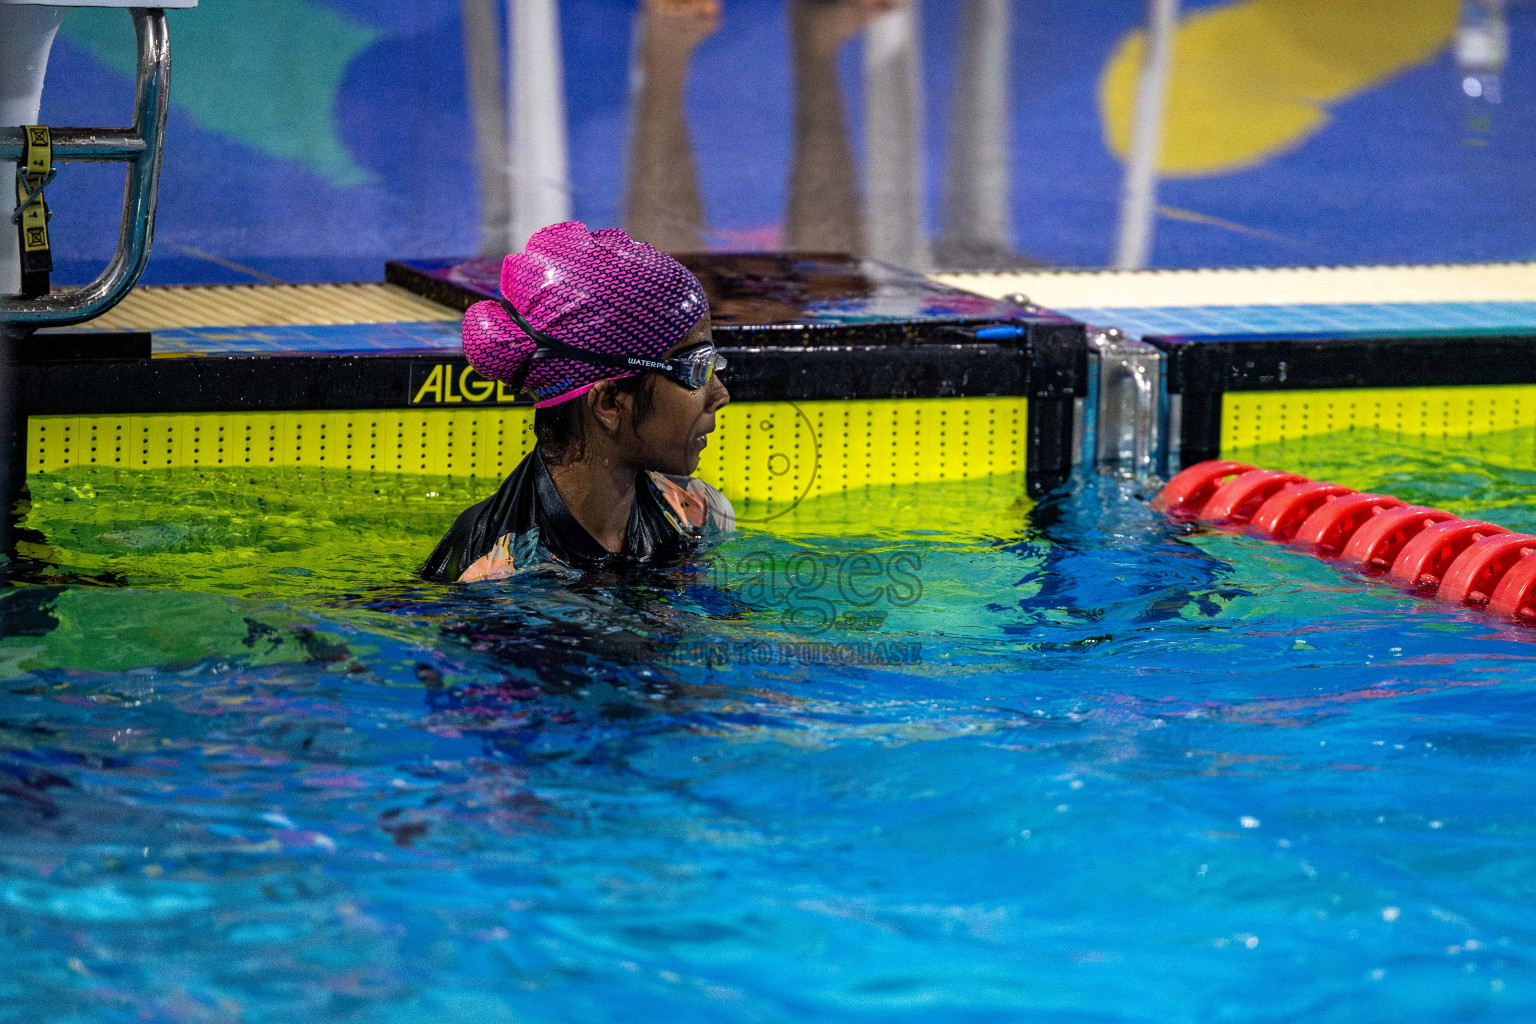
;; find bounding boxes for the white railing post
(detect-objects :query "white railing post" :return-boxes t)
[1113,0,1179,270]
[863,0,930,270]
[507,0,571,252]
[937,0,1011,270]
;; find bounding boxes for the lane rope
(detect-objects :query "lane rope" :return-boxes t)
[1154,460,1536,626]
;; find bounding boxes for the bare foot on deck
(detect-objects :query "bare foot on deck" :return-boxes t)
[642,0,722,58]
[791,0,902,60]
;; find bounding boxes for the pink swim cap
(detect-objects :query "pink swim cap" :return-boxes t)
[460,221,709,408]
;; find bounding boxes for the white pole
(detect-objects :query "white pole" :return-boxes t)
[461,0,510,255]
[507,0,571,252]
[1113,0,1179,270]
[937,0,1011,269]
[1,5,66,297]
[862,0,930,270]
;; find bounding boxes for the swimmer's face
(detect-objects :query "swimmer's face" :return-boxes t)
[595,312,729,477]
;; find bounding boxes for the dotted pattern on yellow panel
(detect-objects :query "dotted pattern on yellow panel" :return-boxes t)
[1222,385,1536,451]
[28,397,1026,492]
[696,397,1027,503]
[30,409,537,478]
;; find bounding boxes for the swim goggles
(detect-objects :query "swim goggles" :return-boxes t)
[500,300,727,392]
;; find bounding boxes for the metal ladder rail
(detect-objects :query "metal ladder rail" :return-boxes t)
[0,7,170,331]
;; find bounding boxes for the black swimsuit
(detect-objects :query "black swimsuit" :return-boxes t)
[422,450,733,582]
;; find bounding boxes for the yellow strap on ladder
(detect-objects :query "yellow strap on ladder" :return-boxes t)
[15,125,54,298]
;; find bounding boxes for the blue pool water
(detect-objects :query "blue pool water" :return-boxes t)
[3,460,1535,1022]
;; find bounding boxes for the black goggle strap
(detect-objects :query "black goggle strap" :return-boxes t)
[499,300,676,393]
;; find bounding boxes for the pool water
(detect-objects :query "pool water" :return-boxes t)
[3,440,1535,1022]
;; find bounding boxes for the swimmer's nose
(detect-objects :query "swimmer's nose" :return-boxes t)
[707,374,730,409]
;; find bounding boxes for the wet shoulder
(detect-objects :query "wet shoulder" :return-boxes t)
[645,472,736,535]
[458,532,517,582]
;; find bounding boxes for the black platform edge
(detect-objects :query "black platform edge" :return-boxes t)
[19,346,1042,415]
[387,253,1087,493]
[387,261,478,314]
[387,254,1079,349]
[1145,330,1536,465]
[16,345,1080,495]
[21,330,151,363]
[15,257,1089,496]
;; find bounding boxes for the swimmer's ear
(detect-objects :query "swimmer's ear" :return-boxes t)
[587,379,629,437]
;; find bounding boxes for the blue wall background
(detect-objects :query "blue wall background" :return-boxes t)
[32,0,1536,285]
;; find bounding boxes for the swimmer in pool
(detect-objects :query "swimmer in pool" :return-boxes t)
[421,221,735,583]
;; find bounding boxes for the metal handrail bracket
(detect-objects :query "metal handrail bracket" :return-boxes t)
[1086,326,1168,484]
[0,8,170,329]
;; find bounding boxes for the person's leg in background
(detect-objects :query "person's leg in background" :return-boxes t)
[785,0,898,256]
[624,0,719,253]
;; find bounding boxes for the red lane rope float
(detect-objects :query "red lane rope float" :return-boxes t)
[1388,519,1507,592]
[1489,552,1536,623]
[1438,533,1536,608]
[1250,481,1356,542]
[1340,506,1458,574]
[1152,461,1256,518]
[1294,493,1406,556]
[1199,470,1308,525]
[1156,460,1536,630]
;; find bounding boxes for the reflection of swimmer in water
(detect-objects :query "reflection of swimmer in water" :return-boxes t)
[625,0,900,255]
[422,221,735,583]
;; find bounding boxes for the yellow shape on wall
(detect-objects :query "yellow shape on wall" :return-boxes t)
[1101,0,1457,176]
